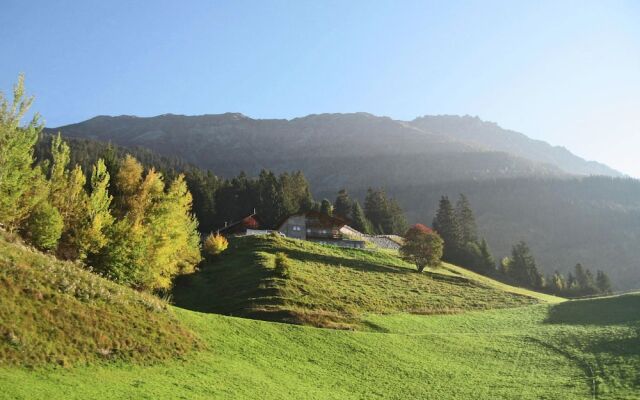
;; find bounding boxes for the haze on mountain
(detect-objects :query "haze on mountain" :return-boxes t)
[48,112,640,290]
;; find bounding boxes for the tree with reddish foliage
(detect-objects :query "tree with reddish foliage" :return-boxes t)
[400,224,444,273]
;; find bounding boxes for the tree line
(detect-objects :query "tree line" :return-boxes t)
[0,77,200,292]
[37,133,410,235]
[431,193,613,297]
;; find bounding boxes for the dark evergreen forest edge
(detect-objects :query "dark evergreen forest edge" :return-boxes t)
[34,132,616,298]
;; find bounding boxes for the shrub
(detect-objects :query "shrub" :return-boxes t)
[24,202,63,251]
[400,224,444,273]
[204,233,228,257]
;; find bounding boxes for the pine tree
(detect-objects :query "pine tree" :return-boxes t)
[508,241,543,288]
[595,270,612,294]
[455,194,478,244]
[0,75,43,228]
[320,199,333,216]
[48,134,88,258]
[24,201,63,251]
[478,238,496,273]
[333,189,353,220]
[79,159,114,257]
[114,154,144,216]
[364,188,407,234]
[351,201,373,234]
[433,196,462,262]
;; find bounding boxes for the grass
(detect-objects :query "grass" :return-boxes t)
[0,232,198,367]
[1,294,638,399]
[173,234,560,328]
[2,232,638,399]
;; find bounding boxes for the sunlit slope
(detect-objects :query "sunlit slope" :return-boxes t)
[2,294,639,399]
[173,235,560,329]
[0,232,198,367]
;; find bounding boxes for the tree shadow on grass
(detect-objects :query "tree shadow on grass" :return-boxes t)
[545,294,640,326]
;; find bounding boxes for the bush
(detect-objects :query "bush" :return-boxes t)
[204,233,228,257]
[274,252,292,278]
[25,202,63,251]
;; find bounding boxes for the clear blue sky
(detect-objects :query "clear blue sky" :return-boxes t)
[2,0,639,176]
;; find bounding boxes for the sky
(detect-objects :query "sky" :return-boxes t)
[1,0,639,177]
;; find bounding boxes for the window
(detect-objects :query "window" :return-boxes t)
[292,225,302,232]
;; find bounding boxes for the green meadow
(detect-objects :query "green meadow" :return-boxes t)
[1,233,638,399]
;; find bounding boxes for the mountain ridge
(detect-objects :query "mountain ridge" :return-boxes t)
[48,112,621,179]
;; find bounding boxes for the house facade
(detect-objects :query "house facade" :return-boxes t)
[278,211,365,249]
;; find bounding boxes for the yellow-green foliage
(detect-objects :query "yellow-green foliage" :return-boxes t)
[24,202,63,251]
[0,75,43,228]
[0,232,198,367]
[97,157,201,291]
[204,233,228,257]
[78,159,114,257]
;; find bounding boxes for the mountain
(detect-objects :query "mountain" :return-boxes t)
[410,115,622,177]
[46,112,640,290]
[46,112,566,191]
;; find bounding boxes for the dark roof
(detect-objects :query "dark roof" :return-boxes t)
[216,214,262,234]
[277,210,347,230]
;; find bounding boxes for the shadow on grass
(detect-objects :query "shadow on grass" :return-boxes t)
[283,248,473,286]
[172,237,279,315]
[545,293,640,326]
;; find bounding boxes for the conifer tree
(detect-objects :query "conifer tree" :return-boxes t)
[507,241,543,288]
[455,194,478,244]
[333,189,353,220]
[48,134,88,258]
[0,75,43,228]
[595,270,612,294]
[320,198,333,216]
[25,201,63,251]
[432,196,462,261]
[351,201,373,234]
[79,159,114,257]
[478,238,496,273]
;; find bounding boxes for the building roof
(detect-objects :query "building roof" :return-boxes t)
[277,210,347,230]
[217,213,262,235]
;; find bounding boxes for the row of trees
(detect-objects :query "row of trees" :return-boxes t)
[429,193,614,296]
[331,188,407,235]
[432,195,495,273]
[501,242,612,296]
[0,77,200,291]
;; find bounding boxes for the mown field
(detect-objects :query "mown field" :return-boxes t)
[2,294,639,399]
[173,235,559,328]
[1,233,638,399]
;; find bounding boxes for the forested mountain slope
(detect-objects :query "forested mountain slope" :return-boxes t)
[47,113,640,290]
[47,112,565,190]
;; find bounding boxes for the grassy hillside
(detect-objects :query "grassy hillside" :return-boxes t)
[173,235,560,329]
[1,232,638,399]
[2,293,638,399]
[0,232,198,367]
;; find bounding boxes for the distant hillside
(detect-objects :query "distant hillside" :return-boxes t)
[173,235,558,329]
[47,112,566,191]
[358,176,640,291]
[411,115,622,177]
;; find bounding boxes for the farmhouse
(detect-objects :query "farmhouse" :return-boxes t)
[277,211,366,249]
